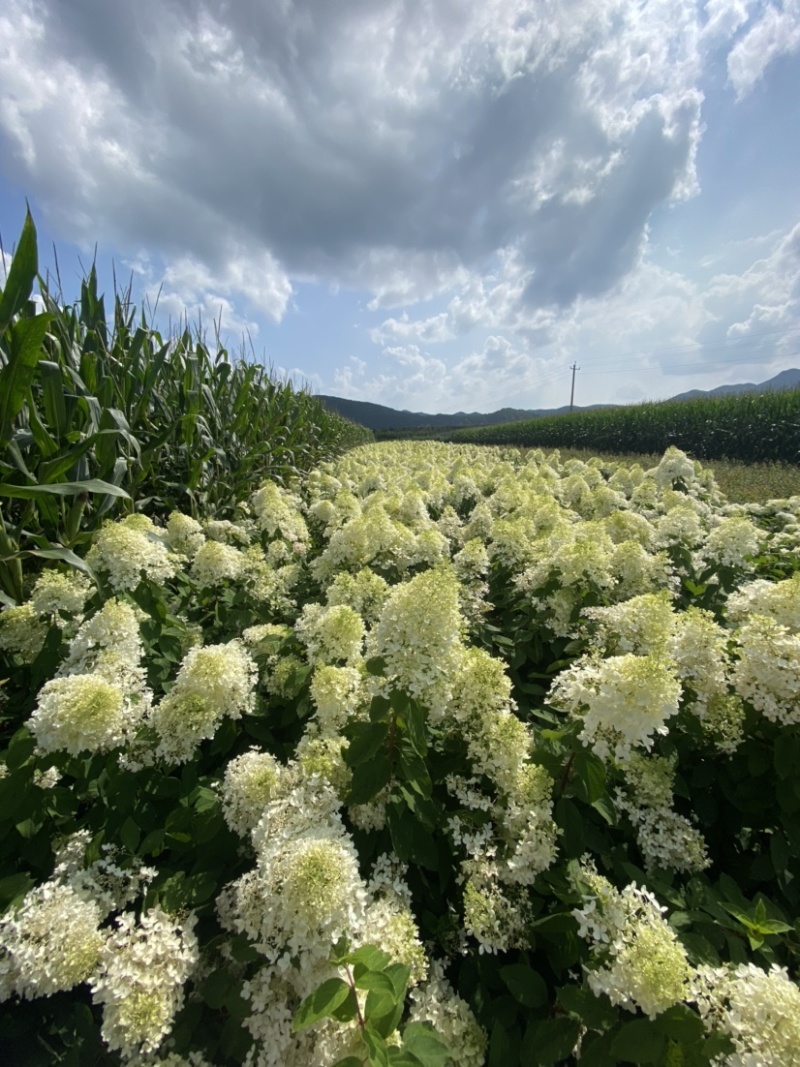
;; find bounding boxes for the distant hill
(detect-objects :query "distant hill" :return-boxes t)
[315,395,612,431]
[669,367,800,402]
[317,368,800,431]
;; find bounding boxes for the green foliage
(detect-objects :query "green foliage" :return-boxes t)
[447,389,800,464]
[0,211,371,604]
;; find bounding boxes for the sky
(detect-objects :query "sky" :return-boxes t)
[1,0,799,415]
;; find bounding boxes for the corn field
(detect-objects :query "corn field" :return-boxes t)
[0,211,371,604]
[446,390,800,463]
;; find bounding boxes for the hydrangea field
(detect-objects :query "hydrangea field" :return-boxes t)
[2,439,800,1066]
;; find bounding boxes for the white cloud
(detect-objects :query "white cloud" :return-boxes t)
[727,0,800,97]
[0,0,715,317]
[340,217,800,411]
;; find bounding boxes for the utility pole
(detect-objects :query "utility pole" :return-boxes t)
[569,363,579,412]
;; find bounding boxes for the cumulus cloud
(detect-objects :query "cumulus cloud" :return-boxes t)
[2,0,798,412]
[347,216,800,410]
[0,0,721,318]
[727,0,800,97]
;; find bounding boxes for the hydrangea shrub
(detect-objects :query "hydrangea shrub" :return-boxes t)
[1,442,800,1066]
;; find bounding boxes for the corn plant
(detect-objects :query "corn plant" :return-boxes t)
[448,389,800,463]
[0,210,371,604]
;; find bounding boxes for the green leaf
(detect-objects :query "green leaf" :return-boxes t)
[653,1004,705,1044]
[573,749,606,804]
[0,208,38,332]
[348,755,393,805]
[0,313,51,449]
[369,694,392,722]
[0,477,131,499]
[401,1023,451,1067]
[362,1025,391,1067]
[500,963,548,1008]
[0,871,36,907]
[384,963,411,1000]
[347,944,392,974]
[610,1020,667,1063]
[365,983,400,1027]
[530,912,578,933]
[387,1051,425,1067]
[293,977,355,1032]
[554,798,585,855]
[202,968,234,1010]
[23,546,97,582]
[138,828,165,856]
[5,729,36,770]
[527,1017,582,1065]
[120,815,141,853]
[345,721,389,767]
[557,984,617,1031]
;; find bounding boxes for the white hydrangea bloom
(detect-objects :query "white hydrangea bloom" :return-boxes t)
[487,516,541,570]
[240,964,317,1067]
[0,603,48,662]
[549,652,681,762]
[0,882,104,1001]
[359,895,428,986]
[164,511,205,557]
[726,572,800,632]
[648,447,699,490]
[251,481,309,550]
[87,519,177,591]
[242,547,300,612]
[191,539,245,586]
[692,962,800,1066]
[602,509,655,547]
[295,603,365,666]
[575,877,692,1020]
[227,830,367,966]
[610,541,674,601]
[203,518,253,545]
[669,607,731,711]
[516,523,616,595]
[29,673,133,756]
[310,664,365,735]
[325,567,391,624]
[704,516,763,568]
[462,499,494,542]
[221,750,286,837]
[615,755,709,873]
[296,734,351,798]
[581,591,675,656]
[732,615,800,725]
[91,908,198,1060]
[151,640,258,762]
[500,763,559,885]
[653,504,705,549]
[468,710,531,795]
[448,646,514,726]
[371,567,464,719]
[698,693,747,754]
[408,959,487,1067]
[408,527,451,567]
[623,806,709,873]
[29,569,94,621]
[60,598,145,675]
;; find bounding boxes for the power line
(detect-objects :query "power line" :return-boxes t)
[464,328,800,412]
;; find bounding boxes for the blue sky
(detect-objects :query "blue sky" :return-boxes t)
[1,0,799,413]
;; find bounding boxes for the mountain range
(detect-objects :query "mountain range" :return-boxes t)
[317,368,800,431]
